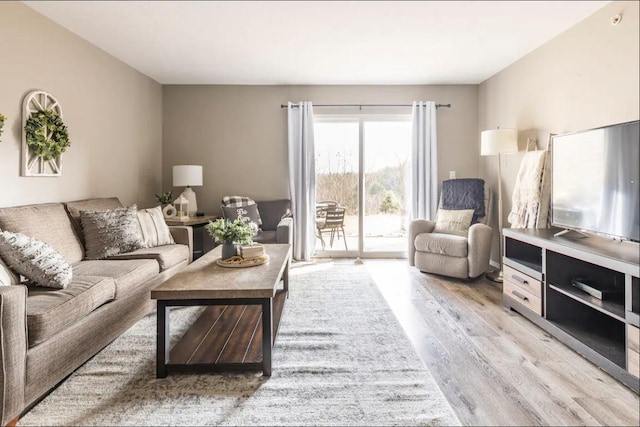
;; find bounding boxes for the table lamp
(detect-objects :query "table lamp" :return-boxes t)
[172,165,203,216]
[480,128,518,282]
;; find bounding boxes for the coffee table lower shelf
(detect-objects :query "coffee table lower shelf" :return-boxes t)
[157,289,287,377]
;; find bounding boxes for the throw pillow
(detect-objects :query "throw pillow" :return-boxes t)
[0,256,19,286]
[80,206,144,260]
[137,206,175,248]
[433,209,475,237]
[0,231,72,289]
[221,204,261,234]
[221,196,263,225]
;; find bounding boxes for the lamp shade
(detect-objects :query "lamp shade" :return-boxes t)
[172,165,203,187]
[480,129,518,156]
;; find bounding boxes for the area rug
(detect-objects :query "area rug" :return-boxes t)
[19,262,460,426]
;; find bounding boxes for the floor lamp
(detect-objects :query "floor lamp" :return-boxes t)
[481,128,518,282]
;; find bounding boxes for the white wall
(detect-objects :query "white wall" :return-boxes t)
[163,85,479,215]
[478,0,639,263]
[0,2,163,209]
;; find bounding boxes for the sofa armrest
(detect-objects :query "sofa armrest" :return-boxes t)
[276,217,293,244]
[467,223,493,278]
[0,285,27,426]
[169,226,193,263]
[408,220,436,266]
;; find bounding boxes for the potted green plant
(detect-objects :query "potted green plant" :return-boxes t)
[205,218,255,259]
[155,191,173,206]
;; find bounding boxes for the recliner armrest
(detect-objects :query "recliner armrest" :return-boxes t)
[408,220,436,266]
[276,217,293,244]
[169,226,194,263]
[0,285,27,426]
[467,223,492,278]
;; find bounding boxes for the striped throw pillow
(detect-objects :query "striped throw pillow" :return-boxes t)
[137,206,175,248]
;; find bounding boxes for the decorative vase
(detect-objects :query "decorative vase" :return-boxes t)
[221,242,237,260]
[162,204,176,219]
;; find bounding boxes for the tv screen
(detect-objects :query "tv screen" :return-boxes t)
[551,120,640,242]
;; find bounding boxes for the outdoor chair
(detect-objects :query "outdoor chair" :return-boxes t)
[316,206,348,250]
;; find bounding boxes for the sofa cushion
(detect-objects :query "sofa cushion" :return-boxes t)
[26,276,116,347]
[107,244,188,271]
[256,200,291,231]
[80,206,144,260]
[137,206,175,248]
[65,197,124,239]
[414,233,468,258]
[0,231,73,289]
[252,230,277,244]
[0,203,84,264]
[72,259,158,298]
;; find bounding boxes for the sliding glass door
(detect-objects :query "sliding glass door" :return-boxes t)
[362,120,412,255]
[314,119,360,255]
[314,116,411,258]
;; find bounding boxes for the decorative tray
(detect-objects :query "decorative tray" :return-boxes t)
[216,254,269,268]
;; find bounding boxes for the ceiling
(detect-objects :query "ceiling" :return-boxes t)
[24,1,610,85]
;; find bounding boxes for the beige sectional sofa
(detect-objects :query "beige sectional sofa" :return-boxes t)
[0,197,192,425]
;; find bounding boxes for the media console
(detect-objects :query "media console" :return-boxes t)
[502,228,640,393]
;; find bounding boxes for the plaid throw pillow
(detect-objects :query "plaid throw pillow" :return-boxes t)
[221,196,262,225]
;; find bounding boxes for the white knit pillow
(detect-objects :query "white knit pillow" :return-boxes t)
[137,206,175,248]
[0,256,18,286]
[0,231,72,289]
[433,209,475,237]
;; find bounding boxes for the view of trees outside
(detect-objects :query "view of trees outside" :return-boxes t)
[314,119,411,252]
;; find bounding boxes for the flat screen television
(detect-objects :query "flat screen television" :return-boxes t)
[551,120,640,242]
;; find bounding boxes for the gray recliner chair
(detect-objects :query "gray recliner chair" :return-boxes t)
[408,185,493,279]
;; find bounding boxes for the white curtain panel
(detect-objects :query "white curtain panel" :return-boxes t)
[410,101,439,220]
[287,102,316,260]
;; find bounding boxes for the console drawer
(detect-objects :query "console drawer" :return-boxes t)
[504,265,542,298]
[504,280,542,315]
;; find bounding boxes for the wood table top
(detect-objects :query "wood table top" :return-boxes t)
[151,244,291,300]
[165,214,218,226]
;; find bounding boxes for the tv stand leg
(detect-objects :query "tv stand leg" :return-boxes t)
[554,229,589,238]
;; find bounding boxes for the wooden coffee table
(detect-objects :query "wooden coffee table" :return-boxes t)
[151,243,291,378]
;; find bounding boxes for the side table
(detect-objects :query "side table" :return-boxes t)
[165,215,218,261]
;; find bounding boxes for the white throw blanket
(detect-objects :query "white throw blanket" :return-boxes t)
[508,150,551,228]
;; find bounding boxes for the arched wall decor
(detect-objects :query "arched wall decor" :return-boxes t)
[21,90,67,176]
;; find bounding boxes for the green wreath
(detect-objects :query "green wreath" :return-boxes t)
[24,109,70,161]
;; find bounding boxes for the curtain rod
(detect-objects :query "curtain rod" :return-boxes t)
[280,103,451,109]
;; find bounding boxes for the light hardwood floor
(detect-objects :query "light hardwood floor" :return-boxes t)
[362,259,640,426]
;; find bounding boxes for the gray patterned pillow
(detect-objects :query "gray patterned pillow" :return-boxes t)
[221,204,261,233]
[80,206,144,260]
[0,231,72,289]
[137,206,175,248]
